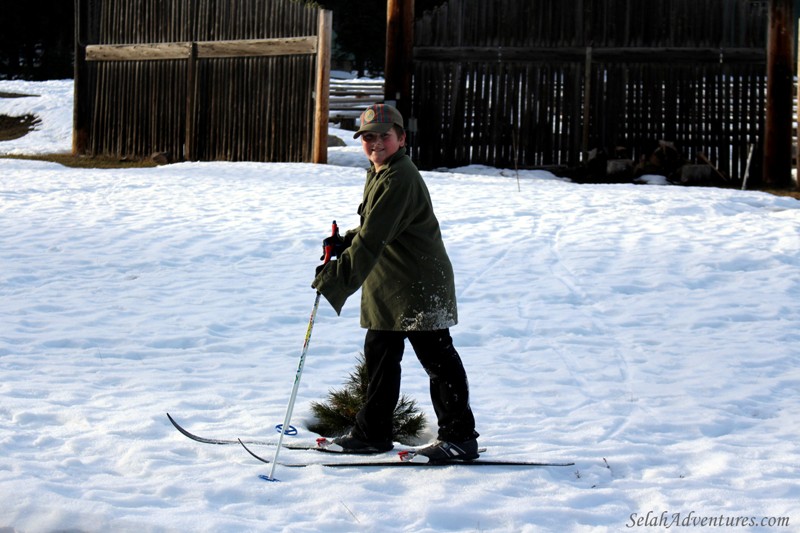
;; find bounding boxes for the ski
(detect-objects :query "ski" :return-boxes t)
[168,413,479,455]
[273,459,574,469]
[166,413,317,450]
[312,437,490,455]
[240,439,573,469]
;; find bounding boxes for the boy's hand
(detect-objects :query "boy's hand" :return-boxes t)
[320,233,347,261]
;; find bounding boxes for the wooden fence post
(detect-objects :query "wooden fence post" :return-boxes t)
[312,9,332,164]
[582,46,593,163]
[185,41,197,161]
[385,0,414,121]
[72,0,87,156]
[763,0,794,188]
[581,0,595,163]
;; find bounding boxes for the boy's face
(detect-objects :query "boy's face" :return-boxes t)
[361,129,405,170]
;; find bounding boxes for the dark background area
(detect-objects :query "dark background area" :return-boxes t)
[318,0,445,76]
[0,1,75,80]
[0,0,447,80]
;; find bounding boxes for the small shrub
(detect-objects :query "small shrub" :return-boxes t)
[308,354,427,443]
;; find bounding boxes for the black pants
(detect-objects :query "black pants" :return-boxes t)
[355,328,478,443]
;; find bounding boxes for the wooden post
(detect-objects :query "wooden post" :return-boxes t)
[763,0,794,188]
[72,0,87,156]
[581,0,595,163]
[385,0,414,121]
[185,41,198,161]
[312,9,332,164]
[582,46,593,163]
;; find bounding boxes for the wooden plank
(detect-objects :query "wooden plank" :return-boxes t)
[414,46,765,63]
[330,81,385,91]
[86,36,317,62]
[86,42,192,61]
[330,96,385,105]
[197,37,317,58]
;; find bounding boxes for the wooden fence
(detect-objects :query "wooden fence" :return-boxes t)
[74,0,331,163]
[411,0,769,181]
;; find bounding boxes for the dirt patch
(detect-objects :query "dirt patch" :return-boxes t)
[0,91,38,98]
[0,114,41,141]
[0,153,159,169]
[759,187,800,200]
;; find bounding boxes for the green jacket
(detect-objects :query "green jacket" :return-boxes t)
[312,148,458,331]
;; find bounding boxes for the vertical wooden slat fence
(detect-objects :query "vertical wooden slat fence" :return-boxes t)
[74,0,329,163]
[411,0,769,181]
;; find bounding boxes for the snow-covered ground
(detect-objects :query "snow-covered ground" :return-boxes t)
[1,80,799,532]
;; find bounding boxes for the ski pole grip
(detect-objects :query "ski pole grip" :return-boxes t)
[322,220,338,265]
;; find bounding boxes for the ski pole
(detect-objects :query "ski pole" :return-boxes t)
[266,220,338,481]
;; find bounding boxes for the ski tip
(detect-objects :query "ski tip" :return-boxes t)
[258,474,281,482]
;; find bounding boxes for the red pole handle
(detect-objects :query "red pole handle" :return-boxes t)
[322,220,339,265]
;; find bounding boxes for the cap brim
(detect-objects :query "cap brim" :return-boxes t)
[353,122,394,139]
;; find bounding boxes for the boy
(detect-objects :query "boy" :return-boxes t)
[312,104,479,462]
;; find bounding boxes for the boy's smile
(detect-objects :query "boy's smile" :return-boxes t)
[361,130,405,170]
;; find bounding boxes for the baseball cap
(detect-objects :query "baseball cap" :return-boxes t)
[353,104,404,139]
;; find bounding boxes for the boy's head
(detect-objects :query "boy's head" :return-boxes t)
[353,104,404,139]
[355,104,406,170]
